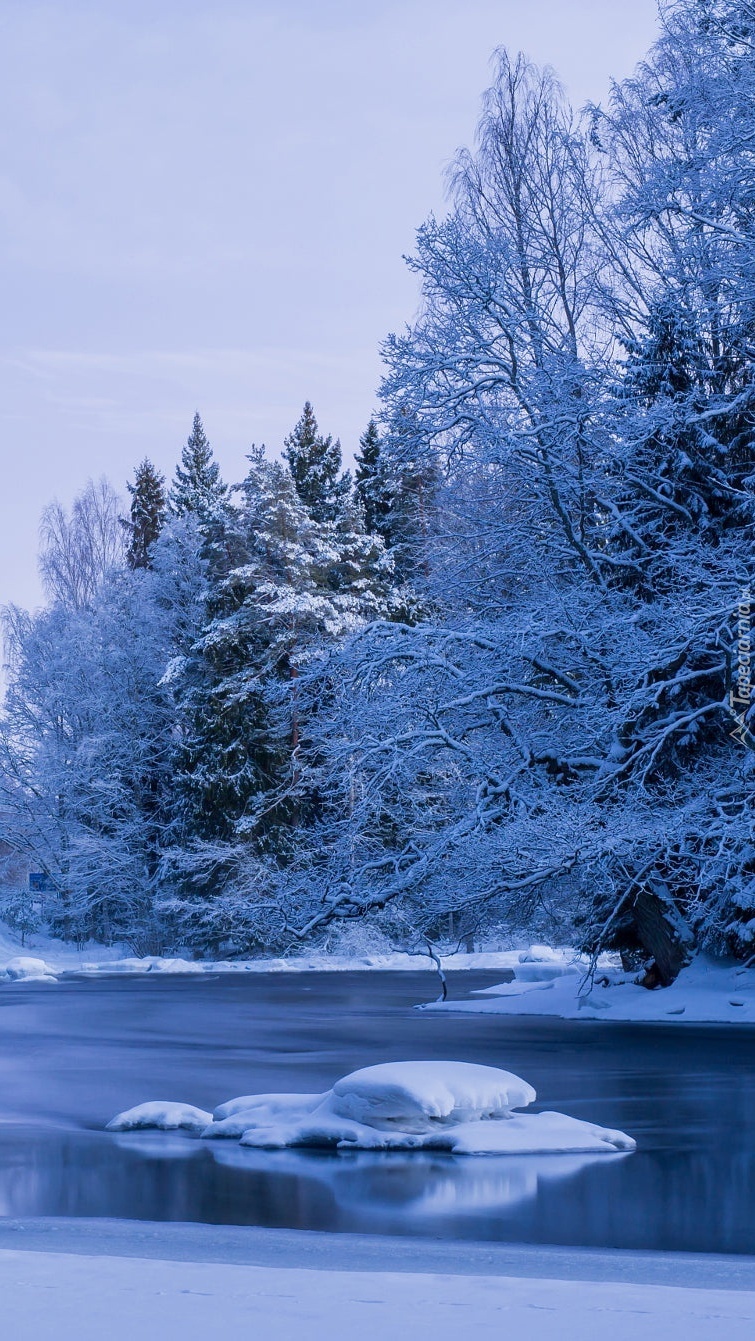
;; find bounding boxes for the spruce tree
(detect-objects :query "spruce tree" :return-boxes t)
[172,448,392,855]
[354,418,393,540]
[169,412,228,522]
[282,401,349,523]
[378,404,440,582]
[122,460,167,570]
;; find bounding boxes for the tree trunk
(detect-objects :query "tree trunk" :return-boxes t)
[633,882,694,987]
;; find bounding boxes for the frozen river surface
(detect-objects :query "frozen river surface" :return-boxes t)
[0,970,753,1253]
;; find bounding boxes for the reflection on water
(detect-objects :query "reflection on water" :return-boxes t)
[0,971,754,1251]
[206,1145,624,1217]
[0,1125,753,1251]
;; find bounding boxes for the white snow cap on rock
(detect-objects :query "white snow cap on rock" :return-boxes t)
[106,1101,212,1133]
[207,1093,326,1138]
[330,1061,535,1125]
[107,1060,636,1156]
[213,1092,325,1122]
[1,956,57,982]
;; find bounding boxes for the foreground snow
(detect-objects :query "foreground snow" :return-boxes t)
[2,1247,754,1341]
[426,952,755,1025]
[108,1059,635,1155]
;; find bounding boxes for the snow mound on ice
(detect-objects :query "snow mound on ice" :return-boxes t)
[106,1101,212,1133]
[1,956,58,982]
[108,1060,635,1156]
[213,1091,326,1122]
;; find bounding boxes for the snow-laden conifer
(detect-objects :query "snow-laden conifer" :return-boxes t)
[282,401,350,524]
[122,459,167,570]
[169,412,228,522]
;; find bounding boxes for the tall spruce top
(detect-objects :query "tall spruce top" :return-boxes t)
[122,459,167,570]
[170,412,228,520]
[282,401,348,524]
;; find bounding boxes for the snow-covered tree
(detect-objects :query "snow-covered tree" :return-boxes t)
[282,401,350,523]
[281,36,755,978]
[169,412,228,522]
[0,511,211,950]
[354,418,392,539]
[122,459,168,570]
[173,448,390,829]
[39,477,124,609]
[0,578,177,948]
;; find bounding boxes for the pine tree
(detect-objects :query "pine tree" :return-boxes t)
[282,401,349,523]
[122,460,167,570]
[169,412,228,522]
[354,418,393,540]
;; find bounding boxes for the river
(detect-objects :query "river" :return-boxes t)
[0,970,753,1253]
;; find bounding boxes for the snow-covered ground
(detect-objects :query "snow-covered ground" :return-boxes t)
[426,950,755,1025]
[2,1244,755,1340]
[0,920,555,981]
[0,925,617,986]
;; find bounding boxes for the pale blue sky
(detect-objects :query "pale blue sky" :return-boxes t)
[0,0,660,609]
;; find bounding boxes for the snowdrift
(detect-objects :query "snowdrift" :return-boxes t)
[107,1059,635,1156]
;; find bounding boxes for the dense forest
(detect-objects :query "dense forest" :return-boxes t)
[2,0,755,983]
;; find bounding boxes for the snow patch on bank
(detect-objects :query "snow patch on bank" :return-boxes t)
[427,952,755,1025]
[107,1060,635,1156]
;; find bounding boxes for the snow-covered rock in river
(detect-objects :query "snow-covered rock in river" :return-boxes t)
[207,1093,327,1138]
[518,945,564,963]
[329,1060,535,1126]
[511,962,580,983]
[106,1101,212,1133]
[107,1061,635,1156]
[1,956,58,982]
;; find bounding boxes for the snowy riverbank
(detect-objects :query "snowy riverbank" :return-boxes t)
[425,951,755,1026]
[2,1234,755,1341]
[2,923,754,1026]
[0,923,581,983]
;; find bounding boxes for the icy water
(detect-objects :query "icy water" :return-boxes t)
[0,970,754,1253]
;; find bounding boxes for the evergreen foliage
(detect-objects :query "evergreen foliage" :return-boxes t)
[354,418,392,539]
[169,413,228,522]
[122,460,167,571]
[282,402,350,523]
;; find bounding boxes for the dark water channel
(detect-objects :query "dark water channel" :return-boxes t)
[0,970,753,1253]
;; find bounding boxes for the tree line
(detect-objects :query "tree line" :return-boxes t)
[2,0,755,981]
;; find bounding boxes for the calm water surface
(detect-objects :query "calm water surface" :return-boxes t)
[0,970,753,1253]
